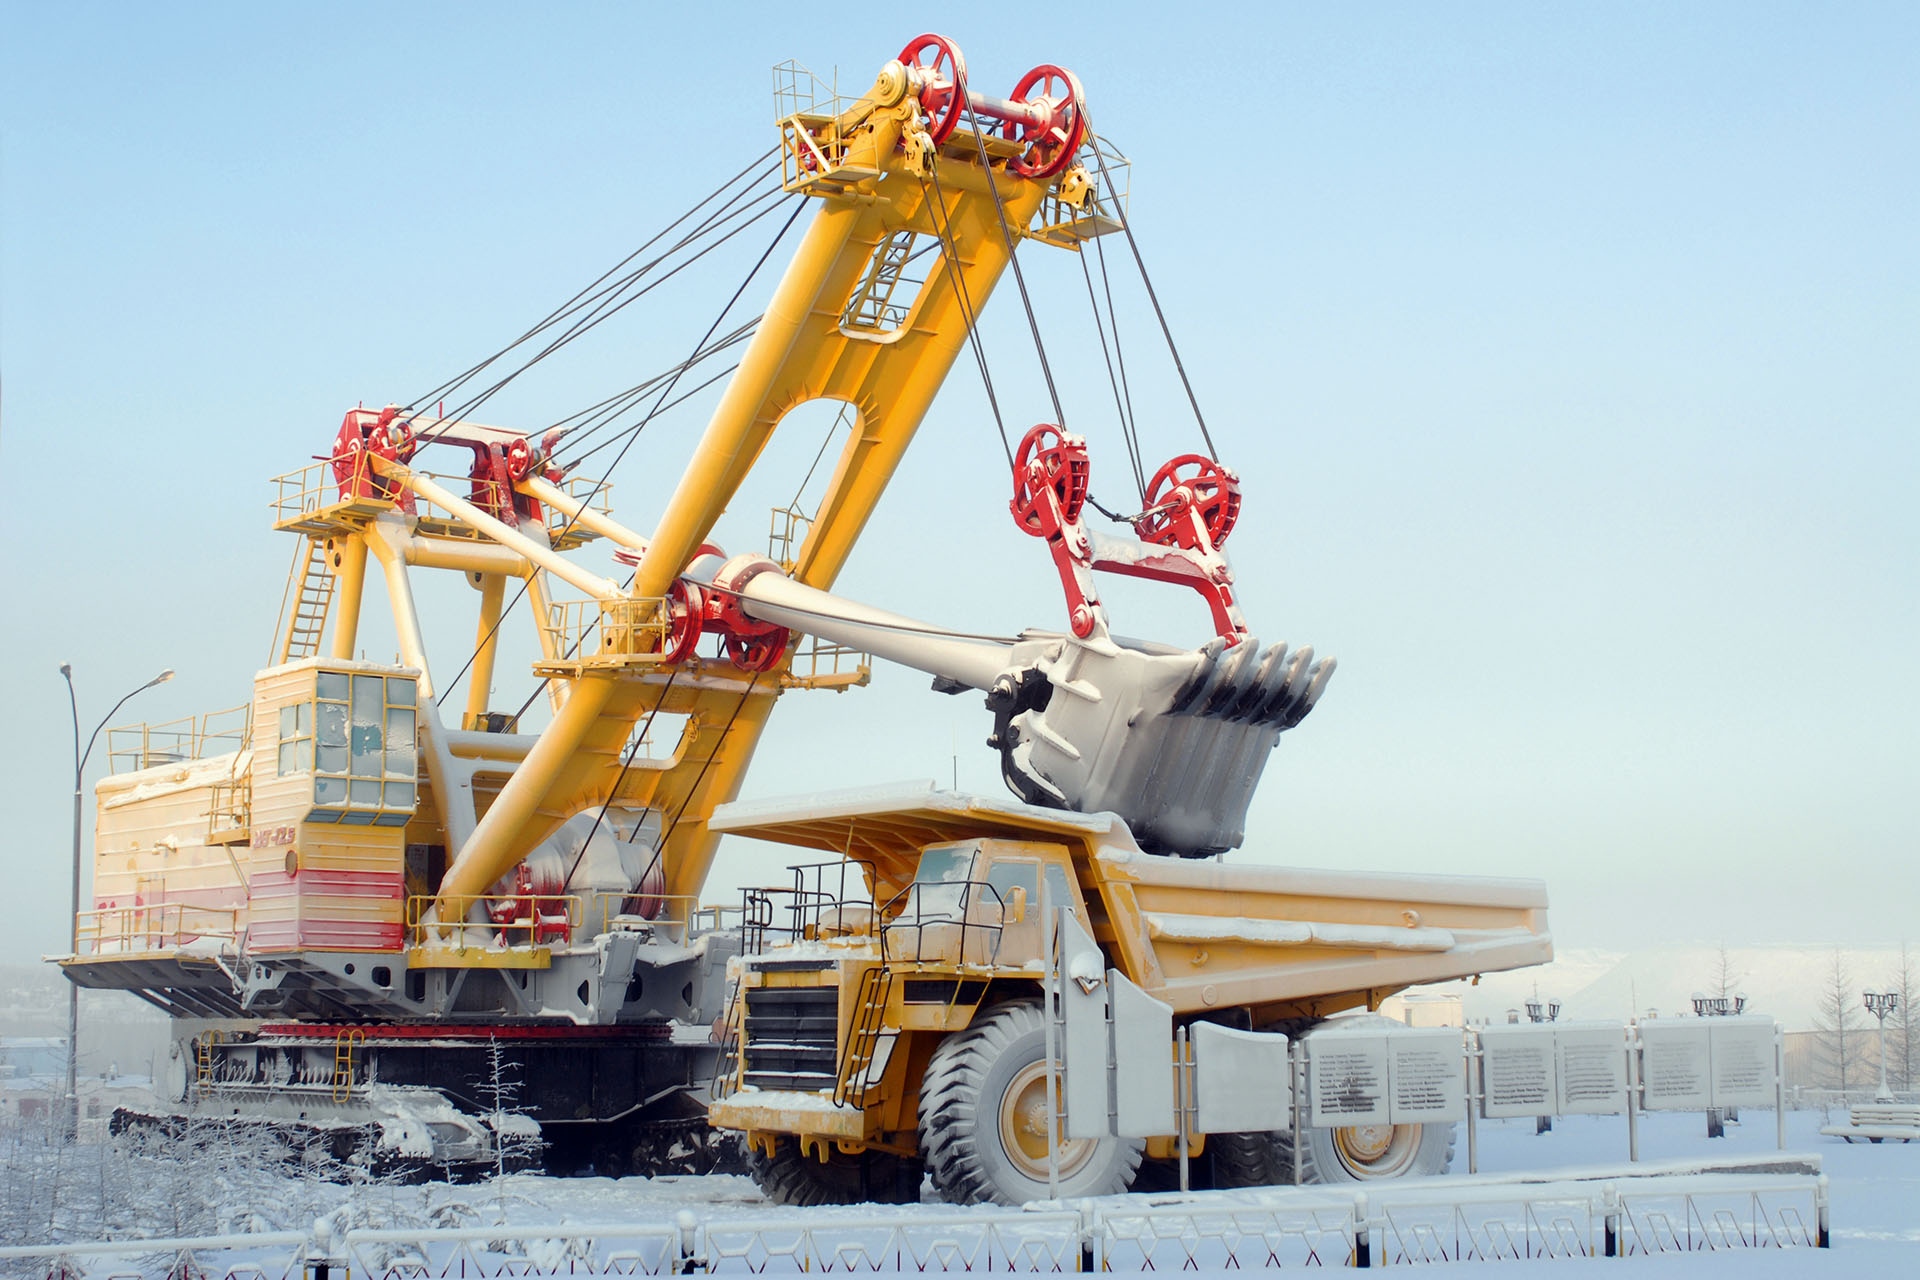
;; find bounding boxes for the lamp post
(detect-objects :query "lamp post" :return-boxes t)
[1524,993,1561,1133]
[1691,989,1750,1137]
[60,663,172,1141]
[1864,992,1899,1103]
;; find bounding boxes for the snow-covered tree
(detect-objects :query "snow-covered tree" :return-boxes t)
[1813,948,1863,1091]
[1891,940,1916,1093]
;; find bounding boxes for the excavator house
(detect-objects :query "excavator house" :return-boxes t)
[59,34,1551,1191]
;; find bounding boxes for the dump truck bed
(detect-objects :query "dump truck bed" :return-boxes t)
[710,781,1550,1018]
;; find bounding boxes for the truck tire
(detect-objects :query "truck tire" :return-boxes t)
[1131,1131,1294,1192]
[747,1140,921,1206]
[921,1000,1143,1205]
[1210,1129,1295,1187]
[1297,1015,1456,1183]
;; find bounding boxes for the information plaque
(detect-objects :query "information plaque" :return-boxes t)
[1387,1028,1465,1123]
[1638,1021,1712,1111]
[1555,1023,1629,1115]
[1478,1024,1557,1118]
[1708,1017,1778,1109]
[1308,1031,1389,1128]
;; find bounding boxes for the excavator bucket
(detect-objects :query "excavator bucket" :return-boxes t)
[986,634,1333,856]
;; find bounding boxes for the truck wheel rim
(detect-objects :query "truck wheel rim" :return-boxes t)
[998,1061,1095,1180]
[1331,1123,1421,1178]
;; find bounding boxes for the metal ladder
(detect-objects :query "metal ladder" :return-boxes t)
[194,1030,223,1100]
[330,1029,366,1103]
[279,537,336,663]
[833,966,894,1106]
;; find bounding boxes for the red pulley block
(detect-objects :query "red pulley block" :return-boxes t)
[660,579,704,666]
[899,33,967,145]
[504,435,537,482]
[1010,424,1090,538]
[1134,454,1242,551]
[724,629,790,673]
[1001,65,1087,179]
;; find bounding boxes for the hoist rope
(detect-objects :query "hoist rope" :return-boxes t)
[1091,228,1147,506]
[411,177,790,451]
[1083,123,1217,458]
[437,196,807,712]
[918,166,1016,471]
[960,106,1067,431]
[1077,244,1147,505]
[568,667,681,892]
[401,150,781,442]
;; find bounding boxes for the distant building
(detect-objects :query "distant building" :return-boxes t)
[1380,992,1464,1028]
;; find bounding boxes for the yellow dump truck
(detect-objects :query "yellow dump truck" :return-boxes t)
[708,784,1551,1205]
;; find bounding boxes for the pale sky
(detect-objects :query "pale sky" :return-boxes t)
[1,3,1914,967]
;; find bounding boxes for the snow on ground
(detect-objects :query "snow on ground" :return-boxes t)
[4,1107,1912,1273]
[372,1109,1919,1273]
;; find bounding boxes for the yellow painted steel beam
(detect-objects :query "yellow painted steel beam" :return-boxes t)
[326,534,369,661]
[422,74,1071,924]
[465,573,507,727]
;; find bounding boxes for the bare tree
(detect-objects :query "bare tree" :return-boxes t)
[1813,948,1862,1092]
[1892,940,1916,1093]
[1710,942,1743,1000]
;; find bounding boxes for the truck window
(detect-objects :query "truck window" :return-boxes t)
[911,844,976,920]
[985,859,1039,913]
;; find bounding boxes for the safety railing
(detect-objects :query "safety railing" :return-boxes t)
[75,903,240,956]
[408,893,740,951]
[6,1170,1825,1277]
[106,704,249,773]
[771,58,848,126]
[270,455,375,526]
[205,772,252,842]
[739,858,878,954]
[878,878,1007,967]
[1031,134,1132,248]
[537,595,674,668]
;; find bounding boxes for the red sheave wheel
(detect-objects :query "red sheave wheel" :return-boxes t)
[1001,65,1087,179]
[1010,424,1090,537]
[1135,454,1241,549]
[899,33,967,145]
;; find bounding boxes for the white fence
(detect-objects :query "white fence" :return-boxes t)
[0,1165,1828,1277]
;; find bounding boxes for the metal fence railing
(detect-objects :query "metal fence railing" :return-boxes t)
[1,1168,1829,1276]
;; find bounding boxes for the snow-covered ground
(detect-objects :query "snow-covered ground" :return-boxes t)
[3,1108,1912,1273]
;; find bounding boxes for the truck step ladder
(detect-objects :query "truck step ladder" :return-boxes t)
[279,537,337,663]
[834,966,894,1106]
[331,1028,366,1103]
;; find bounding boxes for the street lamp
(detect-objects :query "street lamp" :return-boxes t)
[1523,994,1560,1132]
[59,663,172,1140]
[1864,992,1900,1103]
[1689,989,1751,1136]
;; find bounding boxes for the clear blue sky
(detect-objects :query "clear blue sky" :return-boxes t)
[2,3,1914,966]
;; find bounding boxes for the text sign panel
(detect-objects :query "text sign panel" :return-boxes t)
[1387,1028,1466,1123]
[1556,1023,1629,1115]
[1308,1031,1389,1128]
[1638,1021,1712,1111]
[1478,1024,1558,1118]
[1708,1017,1778,1109]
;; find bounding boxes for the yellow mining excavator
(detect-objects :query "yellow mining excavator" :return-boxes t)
[59,34,1549,1183]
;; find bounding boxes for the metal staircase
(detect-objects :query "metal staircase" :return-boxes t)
[279,537,336,663]
[833,965,895,1106]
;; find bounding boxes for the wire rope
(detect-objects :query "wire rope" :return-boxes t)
[959,106,1067,430]
[1082,122,1217,457]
